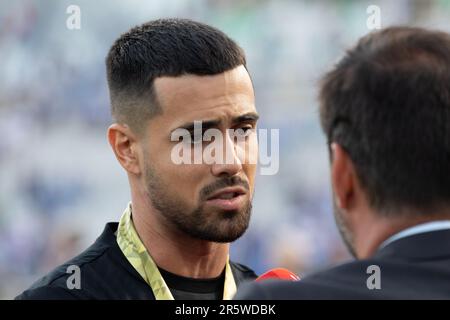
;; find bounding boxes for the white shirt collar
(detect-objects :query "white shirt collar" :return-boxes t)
[379,220,450,250]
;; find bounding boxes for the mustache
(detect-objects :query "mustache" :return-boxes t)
[199,176,250,201]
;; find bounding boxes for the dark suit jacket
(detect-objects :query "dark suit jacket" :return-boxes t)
[16,223,257,300]
[235,229,450,299]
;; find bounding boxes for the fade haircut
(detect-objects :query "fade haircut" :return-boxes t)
[106,18,246,134]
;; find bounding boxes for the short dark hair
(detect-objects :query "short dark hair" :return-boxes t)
[106,18,246,134]
[319,26,450,215]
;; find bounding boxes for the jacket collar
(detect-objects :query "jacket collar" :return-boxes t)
[375,229,450,261]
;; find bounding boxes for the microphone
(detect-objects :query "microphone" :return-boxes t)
[255,268,300,282]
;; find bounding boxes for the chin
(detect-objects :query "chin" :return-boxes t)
[196,223,249,243]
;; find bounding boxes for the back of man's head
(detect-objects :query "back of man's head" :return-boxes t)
[319,26,450,216]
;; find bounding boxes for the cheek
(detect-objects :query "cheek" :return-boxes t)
[243,135,258,187]
[147,138,207,201]
[243,163,257,192]
[164,160,210,201]
[246,134,259,165]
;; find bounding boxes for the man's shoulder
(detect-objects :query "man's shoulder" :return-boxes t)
[230,261,258,277]
[230,261,258,284]
[235,259,378,300]
[15,285,82,300]
[15,246,112,299]
[16,233,113,299]
[15,223,141,300]
[236,251,450,299]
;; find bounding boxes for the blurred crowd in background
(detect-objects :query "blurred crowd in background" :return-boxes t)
[1,0,449,299]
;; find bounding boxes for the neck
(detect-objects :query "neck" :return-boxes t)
[353,209,450,259]
[130,187,229,279]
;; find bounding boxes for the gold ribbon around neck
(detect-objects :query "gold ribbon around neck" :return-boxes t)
[116,203,237,300]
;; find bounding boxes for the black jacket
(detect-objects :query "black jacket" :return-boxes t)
[16,223,257,300]
[235,229,450,299]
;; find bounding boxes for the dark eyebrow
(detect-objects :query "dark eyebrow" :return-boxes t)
[173,112,260,133]
[176,119,221,132]
[231,112,259,125]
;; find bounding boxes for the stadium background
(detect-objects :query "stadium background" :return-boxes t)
[1,0,449,299]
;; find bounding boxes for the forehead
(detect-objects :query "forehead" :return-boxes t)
[153,65,255,126]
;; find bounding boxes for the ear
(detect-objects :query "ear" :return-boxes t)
[107,123,142,175]
[330,142,357,210]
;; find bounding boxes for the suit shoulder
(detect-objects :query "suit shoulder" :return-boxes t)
[236,259,383,300]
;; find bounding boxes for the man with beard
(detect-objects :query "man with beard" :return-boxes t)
[236,26,450,299]
[17,18,259,300]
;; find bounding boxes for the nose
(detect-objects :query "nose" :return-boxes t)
[210,131,243,177]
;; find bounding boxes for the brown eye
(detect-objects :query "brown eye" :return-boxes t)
[235,127,253,138]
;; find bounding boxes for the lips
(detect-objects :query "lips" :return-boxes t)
[206,187,247,200]
[205,187,247,211]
